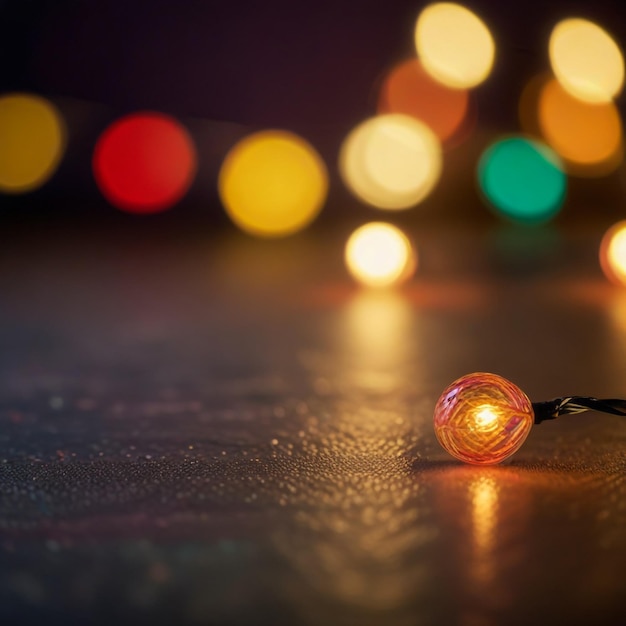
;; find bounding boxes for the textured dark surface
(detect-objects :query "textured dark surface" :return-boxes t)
[1,224,626,626]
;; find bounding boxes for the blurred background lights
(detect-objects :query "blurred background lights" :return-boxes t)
[339,114,442,210]
[93,112,197,214]
[549,18,624,103]
[600,221,626,286]
[538,77,623,176]
[345,222,416,288]
[378,58,472,145]
[218,130,328,237]
[0,93,66,194]
[415,2,495,89]
[478,137,566,223]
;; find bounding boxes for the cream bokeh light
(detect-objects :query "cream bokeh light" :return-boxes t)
[219,130,328,237]
[339,114,442,210]
[345,222,416,288]
[415,2,495,89]
[600,221,626,286]
[0,93,66,193]
[549,18,624,103]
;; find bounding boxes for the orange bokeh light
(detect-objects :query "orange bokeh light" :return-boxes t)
[378,58,472,144]
[539,78,622,175]
[520,74,623,177]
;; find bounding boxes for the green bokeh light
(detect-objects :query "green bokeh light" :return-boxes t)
[478,137,566,222]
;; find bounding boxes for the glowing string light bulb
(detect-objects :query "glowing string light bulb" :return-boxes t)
[434,373,534,465]
[434,372,626,465]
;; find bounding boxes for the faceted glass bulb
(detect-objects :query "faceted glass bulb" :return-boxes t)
[433,372,535,465]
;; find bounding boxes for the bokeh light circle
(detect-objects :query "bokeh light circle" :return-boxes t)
[93,112,197,214]
[339,114,442,210]
[538,77,622,175]
[415,2,495,89]
[600,221,626,286]
[0,93,66,193]
[378,58,471,144]
[345,222,416,288]
[434,372,534,465]
[218,130,328,238]
[549,18,624,103]
[478,137,566,223]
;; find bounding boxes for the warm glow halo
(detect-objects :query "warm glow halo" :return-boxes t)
[345,222,416,288]
[549,18,624,103]
[415,2,495,89]
[339,114,442,210]
[600,221,626,286]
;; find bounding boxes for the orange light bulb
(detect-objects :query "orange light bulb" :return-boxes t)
[433,373,535,465]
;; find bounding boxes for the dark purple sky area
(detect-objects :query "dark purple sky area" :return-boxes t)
[1,0,626,130]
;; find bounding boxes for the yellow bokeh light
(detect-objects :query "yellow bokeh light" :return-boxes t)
[218,130,328,237]
[549,18,624,103]
[345,222,416,288]
[600,221,626,286]
[415,2,495,89]
[0,93,66,193]
[339,114,442,210]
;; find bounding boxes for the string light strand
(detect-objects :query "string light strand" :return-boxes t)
[532,397,626,423]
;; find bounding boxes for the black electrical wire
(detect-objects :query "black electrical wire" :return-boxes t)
[532,397,626,424]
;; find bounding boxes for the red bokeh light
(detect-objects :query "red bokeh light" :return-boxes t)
[93,112,197,213]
